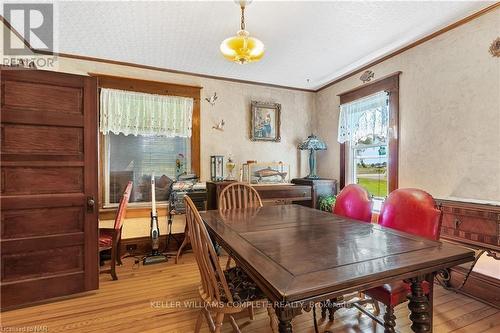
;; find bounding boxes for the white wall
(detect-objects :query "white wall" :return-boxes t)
[0,22,315,181]
[51,58,315,181]
[315,8,500,202]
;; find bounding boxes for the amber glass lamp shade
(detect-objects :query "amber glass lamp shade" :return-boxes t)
[220,29,265,64]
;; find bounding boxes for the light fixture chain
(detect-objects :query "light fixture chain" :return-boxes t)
[240,5,246,30]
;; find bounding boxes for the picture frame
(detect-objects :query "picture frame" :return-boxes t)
[250,101,281,142]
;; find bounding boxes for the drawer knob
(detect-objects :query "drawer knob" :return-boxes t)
[454,217,462,229]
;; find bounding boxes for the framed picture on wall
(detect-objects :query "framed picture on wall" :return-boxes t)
[250,101,281,142]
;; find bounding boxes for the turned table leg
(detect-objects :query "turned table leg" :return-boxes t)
[274,304,301,333]
[408,275,432,333]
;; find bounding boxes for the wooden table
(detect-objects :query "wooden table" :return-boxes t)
[200,205,475,333]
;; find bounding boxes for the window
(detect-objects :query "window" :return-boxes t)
[96,76,201,210]
[341,92,389,199]
[338,73,400,207]
[103,133,191,206]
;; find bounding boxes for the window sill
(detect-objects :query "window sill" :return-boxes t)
[99,204,170,220]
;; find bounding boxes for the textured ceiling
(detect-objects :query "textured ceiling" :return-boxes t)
[46,1,492,89]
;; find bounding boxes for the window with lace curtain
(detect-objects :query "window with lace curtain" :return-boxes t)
[338,73,400,210]
[100,87,195,207]
[339,92,389,199]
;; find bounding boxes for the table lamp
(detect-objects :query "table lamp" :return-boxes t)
[298,134,327,179]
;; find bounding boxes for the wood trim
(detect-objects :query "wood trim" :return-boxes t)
[3,3,497,92]
[95,74,201,215]
[119,233,186,255]
[92,74,201,97]
[339,144,346,190]
[99,206,169,220]
[316,3,500,92]
[38,50,315,93]
[84,75,99,292]
[338,72,400,192]
[337,71,402,101]
[448,266,500,309]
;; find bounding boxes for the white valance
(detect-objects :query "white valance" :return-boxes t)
[100,88,193,137]
[337,91,389,144]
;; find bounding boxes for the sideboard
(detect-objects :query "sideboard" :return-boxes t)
[435,198,499,307]
[206,181,313,210]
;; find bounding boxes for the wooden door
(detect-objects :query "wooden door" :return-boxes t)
[0,69,98,309]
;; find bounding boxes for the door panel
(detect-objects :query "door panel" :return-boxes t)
[3,80,83,114]
[1,124,84,156]
[0,68,98,309]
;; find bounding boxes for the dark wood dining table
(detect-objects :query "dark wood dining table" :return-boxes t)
[200,204,475,333]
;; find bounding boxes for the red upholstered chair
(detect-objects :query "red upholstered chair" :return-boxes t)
[333,184,373,222]
[99,181,133,280]
[364,188,442,332]
[322,184,374,320]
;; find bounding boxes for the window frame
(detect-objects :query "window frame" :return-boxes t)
[349,141,389,198]
[93,74,201,218]
[338,71,400,194]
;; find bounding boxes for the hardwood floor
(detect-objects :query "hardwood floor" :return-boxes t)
[1,254,498,333]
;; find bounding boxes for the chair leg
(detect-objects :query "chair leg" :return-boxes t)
[383,305,396,333]
[195,309,204,333]
[321,300,328,318]
[320,297,340,321]
[203,307,215,332]
[229,315,241,333]
[267,306,278,333]
[110,245,118,280]
[373,300,381,316]
[225,256,232,270]
[175,232,189,264]
[214,312,224,333]
[247,305,255,320]
[116,240,123,266]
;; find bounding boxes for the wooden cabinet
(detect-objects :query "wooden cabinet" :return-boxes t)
[436,198,499,307]
[206,181,313,210]
[437,199,500,251]
[291,178,337,209]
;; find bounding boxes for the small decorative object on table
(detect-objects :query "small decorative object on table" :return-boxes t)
[298,134,327,179]
[210,155,224,181]
[175,153,185,179]
[250,101,281,142]
[225,155,236,180]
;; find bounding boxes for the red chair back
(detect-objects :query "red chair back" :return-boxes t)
[333,184,372,223]
[379,188,441,240]
[114,181,133,230]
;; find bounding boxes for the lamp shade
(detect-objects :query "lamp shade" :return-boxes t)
[298,134,327,151]
[220,30,265,64]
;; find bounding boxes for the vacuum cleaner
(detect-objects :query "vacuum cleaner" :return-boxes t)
[143,174,168,265]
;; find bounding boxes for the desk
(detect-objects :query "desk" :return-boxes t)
[200,205,475,333]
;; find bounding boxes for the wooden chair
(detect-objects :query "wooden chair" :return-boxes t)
[218,182,263,269]
[99,181,132,280]
[184,196,277,333]
[218,182,263,211]
[363,188,442,332]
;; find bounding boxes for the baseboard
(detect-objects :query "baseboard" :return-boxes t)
[119,233,186,256]
[449,266,500,309]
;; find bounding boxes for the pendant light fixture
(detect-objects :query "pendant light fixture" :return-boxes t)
[220,0,264,64]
